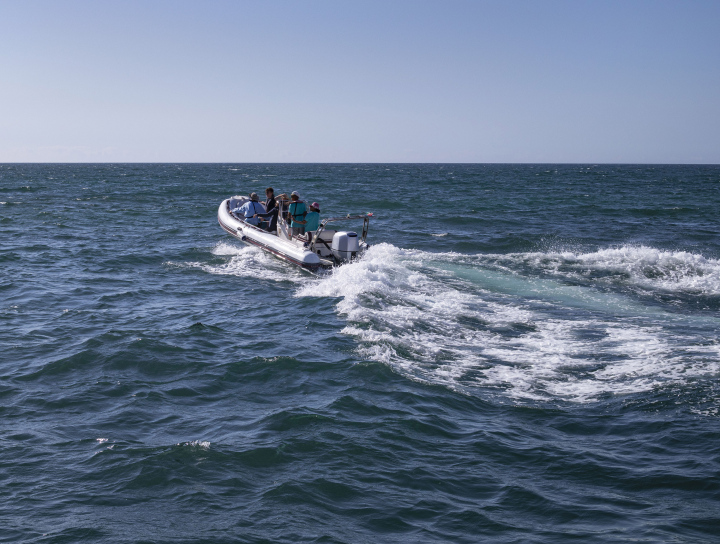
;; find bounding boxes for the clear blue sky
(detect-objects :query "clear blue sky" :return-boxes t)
[1,0,718,163]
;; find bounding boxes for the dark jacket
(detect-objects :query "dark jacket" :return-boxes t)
[257,197,279,231]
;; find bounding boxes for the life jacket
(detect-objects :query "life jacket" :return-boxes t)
[289,201,307,222]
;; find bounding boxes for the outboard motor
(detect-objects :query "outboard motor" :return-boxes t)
[331,231,360,262]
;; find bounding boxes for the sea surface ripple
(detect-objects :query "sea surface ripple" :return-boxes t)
[1,163,719,543]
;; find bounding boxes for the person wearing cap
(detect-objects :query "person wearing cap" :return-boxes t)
[288,191,307,236]
[298,202,321,239]
[235,192,265,226]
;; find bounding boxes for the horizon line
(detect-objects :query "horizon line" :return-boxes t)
[1,161,719,166]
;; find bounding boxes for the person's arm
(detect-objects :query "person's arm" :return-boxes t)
[254,208,277,218]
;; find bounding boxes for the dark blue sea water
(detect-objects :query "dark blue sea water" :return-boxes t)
[1,164,719,543]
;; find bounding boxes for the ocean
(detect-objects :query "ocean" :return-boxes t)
[1,163,719,543]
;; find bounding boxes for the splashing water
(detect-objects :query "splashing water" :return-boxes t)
[190,238,719,403]
[480,245,720,295]
[175,242,307,284]
[297,244,720,402]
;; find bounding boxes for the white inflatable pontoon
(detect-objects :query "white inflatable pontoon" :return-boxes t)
[218,195,371,272]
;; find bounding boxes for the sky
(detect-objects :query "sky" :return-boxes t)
[0,0,718,163]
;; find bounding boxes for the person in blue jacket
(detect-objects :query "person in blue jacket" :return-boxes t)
[253,187,279,231]
[288,191,307,236]
[234,193,264,226]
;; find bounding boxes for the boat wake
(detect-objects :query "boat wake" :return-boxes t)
[297,244,720,404]
[194,240,719,405]
[477,246,720,296]
[179,242,308,283]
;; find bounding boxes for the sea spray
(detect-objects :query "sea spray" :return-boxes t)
[298,244,720,402]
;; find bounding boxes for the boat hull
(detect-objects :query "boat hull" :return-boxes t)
[217,199,323,271]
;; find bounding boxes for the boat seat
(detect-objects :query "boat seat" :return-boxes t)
[316,229,336,241]
[228,196,246,210]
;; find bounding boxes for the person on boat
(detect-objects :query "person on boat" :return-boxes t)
[305,202,321,231]
[264,187,277,215]
[297,202,321,243]
[288,191,307,237]
[235,192,265,226]
[254,187,279,231]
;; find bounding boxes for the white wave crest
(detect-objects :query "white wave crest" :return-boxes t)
[297,243,719,403]
[211,241,245,256]
[489,245,720,295]
[187,242,305,283]
[180,440,210,450]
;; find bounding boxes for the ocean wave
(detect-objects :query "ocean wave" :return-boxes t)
[178,242,306,283]
[178,440,210,450]
[482,245,720,295]
[297,244,720,403]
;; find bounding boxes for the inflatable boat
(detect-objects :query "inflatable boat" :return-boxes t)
[217,195,371,272]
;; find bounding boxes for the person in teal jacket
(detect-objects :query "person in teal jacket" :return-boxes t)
[303,202,321,233]
[288,191,307,236]
[296,202,321,246]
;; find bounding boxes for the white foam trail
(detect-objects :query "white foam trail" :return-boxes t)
[183,242,305,283]
[180,440,210,450]
[211,241,245,256]
[482,245,720,295]
[297,243,720,403]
